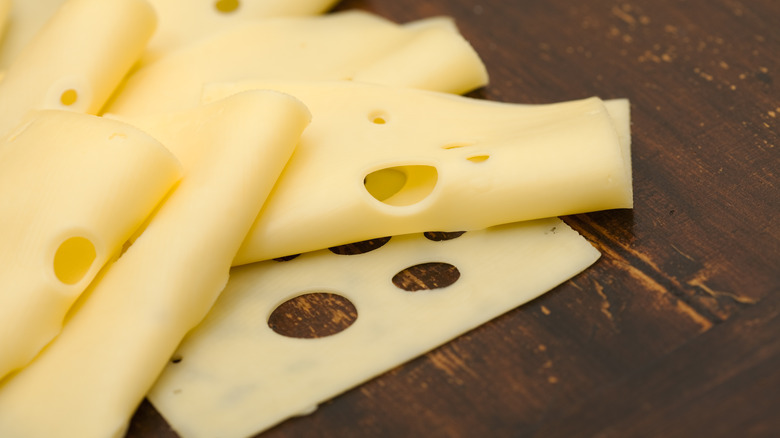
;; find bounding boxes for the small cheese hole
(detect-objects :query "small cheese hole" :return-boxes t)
[467,155,490,163]
[364,165,438,207]
[442,142,474,150]
[392,262,461,292]
[214,0,239,13]
[60,89,78,106]
[274,254,301,262]
[170,355,183,364]
[53,236,96,285]
[269,293,357,338]
[423,231,467,241]
[368,111,388,124]
[329,237,391,255]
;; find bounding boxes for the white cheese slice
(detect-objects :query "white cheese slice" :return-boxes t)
[0,0,156,138]
[0,90,310,438]
[105,10,488,118]
[200,80,631,265]
[149,218,600,438]
[0,0,68,69]
[141,0,341,65]
[0,110,182,381]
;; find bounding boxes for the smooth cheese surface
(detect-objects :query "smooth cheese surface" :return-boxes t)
[0,0,68,69]
[0,0,156,137]
[0,110,182,381]
[0,91,310,438]
[201,80,632,265]
[105,10,488,118]
[149,218,600,438]
[0,0,10,46]
[142,0,340,65]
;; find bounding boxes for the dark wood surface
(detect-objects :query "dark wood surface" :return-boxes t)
[128,0,779,436]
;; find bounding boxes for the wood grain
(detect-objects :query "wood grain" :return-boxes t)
[127,0,779,436]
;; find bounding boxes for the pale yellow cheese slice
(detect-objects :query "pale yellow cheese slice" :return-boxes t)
[104,10,488,118]
[0,0,156,138]
[200,80,631,265]
[141,0,341,65]
[0,0,68,70]
[0,90,310,438]
[149,218,600,438]
[0,110,182,381]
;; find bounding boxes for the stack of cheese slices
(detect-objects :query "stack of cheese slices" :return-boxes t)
[0,1,632,437]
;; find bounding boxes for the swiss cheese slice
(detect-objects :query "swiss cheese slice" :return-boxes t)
[0,110,181,381]
[0,0,68,69]
[0,0,156,137]
[0,91,310,438]
[149,218,600,438]
[200,80,632,265]
[141,0,341,65]
[105,10,488,118]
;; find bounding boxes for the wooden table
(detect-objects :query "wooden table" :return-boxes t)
[128,0,780,436]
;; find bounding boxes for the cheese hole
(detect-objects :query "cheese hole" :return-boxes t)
[364,165,438,207]
[170,355,183,364]
[392,262,461,292]
[215,0,239,13]
[60,89,78,106]
[467,155,490,163]
[53,236,96,285]
[329,236,391,255]
[273,254,301,262]
[442,142,474,150]
[424,231,467,241]
[268,293,357,338]
[368,111,388,124]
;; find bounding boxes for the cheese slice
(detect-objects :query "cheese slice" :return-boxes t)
[0,110,181,381]
[0,0,68,69]
[0,0,156,138]
[0,90,310,438]
[149,218,600,438]
[104,10,488,118]
[141,0,341,65]
[0,0,10,44]
[200,80,631,265]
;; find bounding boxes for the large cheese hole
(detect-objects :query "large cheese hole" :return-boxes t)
[392,262,461,292]
[53,236,96,285]
[268,293,357,338]
[329,236,391,255]
[364,165,438,207]
[215,0,239,13]
[60,89,78,106]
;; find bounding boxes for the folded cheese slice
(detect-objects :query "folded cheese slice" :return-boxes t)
[0,0,68,69]
[0,0,156,137]
[200,80,632,265]
[149,218,600,438]
[142,0,341,65]
[0,91,310,438]
[0,110,181,381]
[105,10,488,118]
